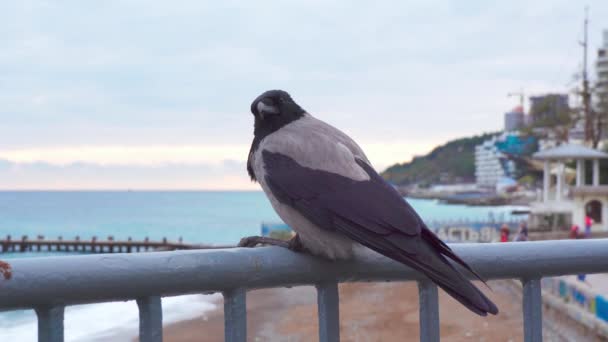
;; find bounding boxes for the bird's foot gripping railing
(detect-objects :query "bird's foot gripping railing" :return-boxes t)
[2,239,608,342]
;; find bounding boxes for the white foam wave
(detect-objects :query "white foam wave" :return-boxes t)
[0,294,221,341]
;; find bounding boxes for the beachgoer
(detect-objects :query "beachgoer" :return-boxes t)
[570,224,587,282]
[513,222,528,242]
[584,215,593,237]
[569,225,580,239]
[500,224,510,242]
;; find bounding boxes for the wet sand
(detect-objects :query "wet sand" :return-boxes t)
[160,280,524,341]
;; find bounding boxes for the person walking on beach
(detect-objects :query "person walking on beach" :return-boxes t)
[513,222,528,242]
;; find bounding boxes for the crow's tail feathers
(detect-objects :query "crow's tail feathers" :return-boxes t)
[408,230,498,316]
[332,216,498,316]
[421,228,489,286]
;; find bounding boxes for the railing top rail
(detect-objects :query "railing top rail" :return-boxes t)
[0,239,607,311]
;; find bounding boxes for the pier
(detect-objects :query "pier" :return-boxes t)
[0,235,210,254]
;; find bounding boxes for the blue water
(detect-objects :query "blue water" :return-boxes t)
[0,191,525,252]
[0,191,279,249]
[0,191,527,341]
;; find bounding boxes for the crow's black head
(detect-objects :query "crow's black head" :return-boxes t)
[250,90,306,137]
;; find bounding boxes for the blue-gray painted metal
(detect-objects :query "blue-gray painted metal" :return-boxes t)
[0,240,607,342]
[223,288,247,342]
[137,296,163,342]
[316,282,340,342]
[522,278,543,342]
[35,306,64,342]
[1,239,608,310]
[417,281,439,342]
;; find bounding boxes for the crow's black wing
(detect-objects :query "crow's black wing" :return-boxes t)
[262,150,497,316]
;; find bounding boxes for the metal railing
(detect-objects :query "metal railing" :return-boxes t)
[1,239,608,342]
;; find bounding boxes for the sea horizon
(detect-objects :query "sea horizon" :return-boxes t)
[0,189,264,192]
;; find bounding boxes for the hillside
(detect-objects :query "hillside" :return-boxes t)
[381,133,498,186]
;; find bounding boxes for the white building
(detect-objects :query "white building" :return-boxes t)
[474,133,517,188]
[529,144,608,231]
[595,30,608,144]
[597,30,608,105]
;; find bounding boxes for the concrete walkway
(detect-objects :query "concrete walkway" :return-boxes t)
[564,273,608,294]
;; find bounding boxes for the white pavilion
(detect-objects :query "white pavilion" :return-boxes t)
[529,143,608,231]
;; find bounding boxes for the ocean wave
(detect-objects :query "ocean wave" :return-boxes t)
[0,293,221,341]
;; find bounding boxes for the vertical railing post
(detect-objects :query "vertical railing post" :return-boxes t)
[522,278,543,342]
[137,296,163,342]
[223,288,247,342]
[35,305,65,342]
[418,280,439,342]
[316,282,340,342]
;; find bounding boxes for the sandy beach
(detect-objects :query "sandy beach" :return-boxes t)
[158,280,524,341]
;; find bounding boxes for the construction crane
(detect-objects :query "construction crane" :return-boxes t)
[579,6,594,145]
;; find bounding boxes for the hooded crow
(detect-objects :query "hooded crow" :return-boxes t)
[241,89,498,316]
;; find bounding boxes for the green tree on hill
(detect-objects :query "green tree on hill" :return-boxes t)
[381,133,497,186]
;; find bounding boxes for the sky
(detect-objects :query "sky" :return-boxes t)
[1,0,608,190]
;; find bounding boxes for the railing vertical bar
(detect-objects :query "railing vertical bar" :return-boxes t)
[522,278,543,342]
[316,282,340,342]
[137,296,163,342]
[223,288,247,342]
[35,305,65,342]
[418,281,439,342]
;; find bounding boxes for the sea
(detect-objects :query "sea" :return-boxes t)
[0,191,527,341]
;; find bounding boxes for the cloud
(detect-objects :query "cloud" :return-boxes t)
[1,0,607,188]
[0,140,438,189]
[0,145,250,166]
[0,159,257,190]
[0,141,436,175]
